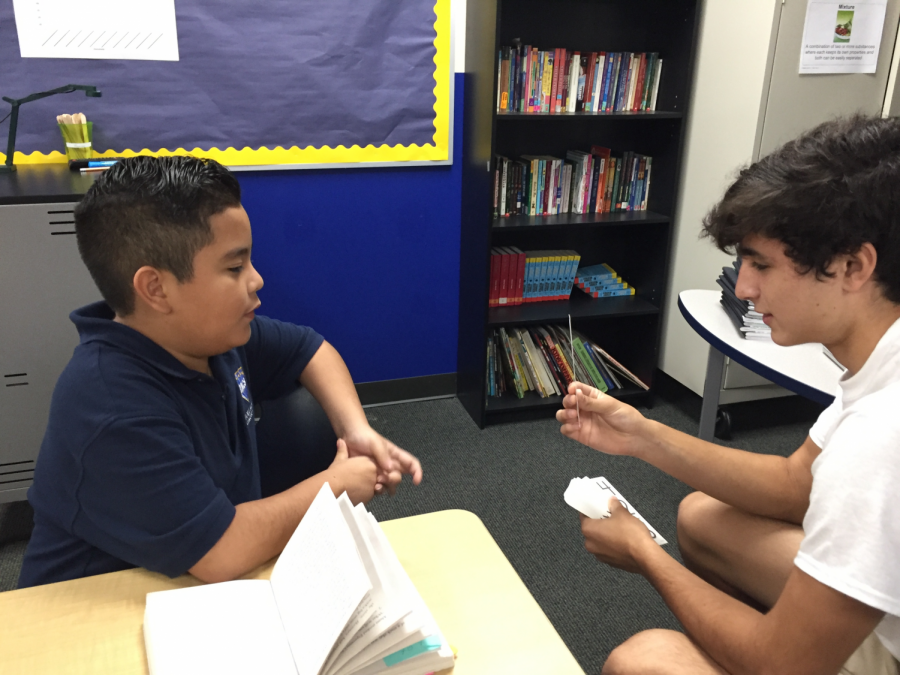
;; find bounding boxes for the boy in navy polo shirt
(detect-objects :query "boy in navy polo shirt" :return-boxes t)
[18,156,422,588]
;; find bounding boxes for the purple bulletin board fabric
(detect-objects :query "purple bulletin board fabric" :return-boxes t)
[0,0,439,157]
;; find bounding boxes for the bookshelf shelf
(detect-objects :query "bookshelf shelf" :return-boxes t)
[496,111,683,120]
[487,294,658,327]
[492,210,670,230]
[457,0,701,428]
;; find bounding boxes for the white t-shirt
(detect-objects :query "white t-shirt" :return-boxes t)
[797,317,900,660]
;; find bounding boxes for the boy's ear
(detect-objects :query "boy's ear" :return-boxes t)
[841,242,878,293]
[132,266,174,315]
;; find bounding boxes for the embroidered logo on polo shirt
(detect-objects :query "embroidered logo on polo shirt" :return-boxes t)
[235,367,250,403]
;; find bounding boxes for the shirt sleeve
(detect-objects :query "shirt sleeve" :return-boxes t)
[73,415,236,579]
[808,396,841,448]
[243,315,324,402]
[795,403,900,617]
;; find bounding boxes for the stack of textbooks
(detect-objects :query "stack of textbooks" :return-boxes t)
[494,147,652,218]
[574,263,635,298]
[717,259,771,341]
[489,248,581,306]
[486,324,649,399]
[496,46,663,114]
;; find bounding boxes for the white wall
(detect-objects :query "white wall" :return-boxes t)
[660,0,780,395]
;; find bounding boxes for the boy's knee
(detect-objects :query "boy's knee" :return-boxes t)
[602,630,687,675]
[677,491,727,553]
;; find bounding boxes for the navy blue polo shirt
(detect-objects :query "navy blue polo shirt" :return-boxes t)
[18,302,323,588]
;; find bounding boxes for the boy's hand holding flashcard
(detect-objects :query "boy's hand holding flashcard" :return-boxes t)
[564,476,667,545]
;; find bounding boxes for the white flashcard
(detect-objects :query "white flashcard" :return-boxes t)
[564,476,667,545]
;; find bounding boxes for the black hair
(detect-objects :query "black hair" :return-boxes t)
[702,115,900,303]
[74,155,242,315]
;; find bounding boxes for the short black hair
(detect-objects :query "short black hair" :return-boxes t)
[74,155,242,315]
[702,115,900,303]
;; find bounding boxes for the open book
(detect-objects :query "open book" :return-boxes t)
[143,484,455,675]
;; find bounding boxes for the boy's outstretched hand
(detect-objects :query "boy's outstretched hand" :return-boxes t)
[556,381,651,458]
[342,427,423,495]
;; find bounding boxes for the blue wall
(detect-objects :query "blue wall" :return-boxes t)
[236,74,463,384]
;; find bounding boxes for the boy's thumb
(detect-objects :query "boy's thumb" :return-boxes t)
[335,438,349,461]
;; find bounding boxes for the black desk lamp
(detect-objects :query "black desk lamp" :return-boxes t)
[1,84,102,174]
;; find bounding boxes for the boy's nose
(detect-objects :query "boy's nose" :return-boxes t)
[734,266,756,302]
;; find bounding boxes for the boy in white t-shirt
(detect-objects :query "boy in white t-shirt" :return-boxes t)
[557,115,900,675]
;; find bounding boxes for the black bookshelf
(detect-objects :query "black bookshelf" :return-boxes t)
[457,0,701,428]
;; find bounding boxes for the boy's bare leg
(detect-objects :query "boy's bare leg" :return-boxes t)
[676,491,804,609]
[603,630,728,675]
[601,492,805,674]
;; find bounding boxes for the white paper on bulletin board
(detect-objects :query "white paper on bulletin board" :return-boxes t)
[12,0,179,61]
[799,0,888,73]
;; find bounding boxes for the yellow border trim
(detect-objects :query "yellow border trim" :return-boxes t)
[6,0,450,167]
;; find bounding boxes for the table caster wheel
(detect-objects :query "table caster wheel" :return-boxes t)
[715,408,732,440]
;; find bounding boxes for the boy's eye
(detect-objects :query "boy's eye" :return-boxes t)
[228,265,244,274]
[751,261,768,271]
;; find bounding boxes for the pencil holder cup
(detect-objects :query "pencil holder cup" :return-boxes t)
[58,122,93,161]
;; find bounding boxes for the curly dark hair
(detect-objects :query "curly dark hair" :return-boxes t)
[75,155,242,315]
[702,115,900,303]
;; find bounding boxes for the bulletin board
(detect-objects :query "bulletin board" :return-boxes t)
[0,0,452,168]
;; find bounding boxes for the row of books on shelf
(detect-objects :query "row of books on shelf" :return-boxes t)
[497,46,663,114]
[490,251,633,307]
[494,147,652,217]
[487,324,649,400]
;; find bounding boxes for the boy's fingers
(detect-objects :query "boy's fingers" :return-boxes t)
[575,389,618,415]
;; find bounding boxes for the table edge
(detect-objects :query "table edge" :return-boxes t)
[677,292,835,407]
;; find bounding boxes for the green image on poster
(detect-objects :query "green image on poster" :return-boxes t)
[835,9,854,42]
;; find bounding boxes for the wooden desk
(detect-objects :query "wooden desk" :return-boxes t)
[0,510,584,675]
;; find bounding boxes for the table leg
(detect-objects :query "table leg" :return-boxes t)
[699,346,726,441]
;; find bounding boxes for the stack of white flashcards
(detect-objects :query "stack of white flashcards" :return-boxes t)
[143,484,455,675]
[564,476,667,545]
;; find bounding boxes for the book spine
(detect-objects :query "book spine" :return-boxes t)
[600,53,614,112]
[489,249,500,307]
[567,52,580,112]
[499,328,525,397]
[641,157,652,210]
[498,248,511,305]
[542,51,553,112]
[632,53,647,112]
[583,53,596,112]
[531,329,565,395]
[650,59,662,111]
[499,157,508,216]
[549,48,561,113]
[513,329,542,395]
[639,53,655,111]
[546,336,575,386]
[592,53,605,112]
[511,247,525,305]
[573,338,608,392]
[521,330,553,396]
[499,48,510,111]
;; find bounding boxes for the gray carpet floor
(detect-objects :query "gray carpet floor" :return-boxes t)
[0,380,821,673]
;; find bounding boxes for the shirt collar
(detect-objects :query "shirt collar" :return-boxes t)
[71,301,211,381]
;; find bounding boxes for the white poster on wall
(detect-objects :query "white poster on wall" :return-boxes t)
[12,0,179,61]
[799,0,888,73]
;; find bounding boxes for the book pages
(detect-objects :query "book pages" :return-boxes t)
[143,580,296,675]
[323,496,413,675]
[270,484,373,675]
[564,476,667,545]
